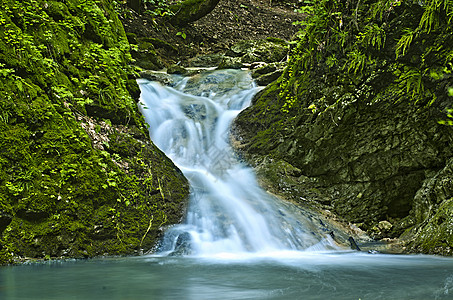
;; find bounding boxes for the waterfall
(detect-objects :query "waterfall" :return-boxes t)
[138,69,334,256]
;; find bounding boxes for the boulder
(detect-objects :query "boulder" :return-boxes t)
[140,70,174,85]
[225,38,289,64]
[168,232,192,256]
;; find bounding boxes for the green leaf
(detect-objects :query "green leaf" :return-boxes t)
[176,31,186,39]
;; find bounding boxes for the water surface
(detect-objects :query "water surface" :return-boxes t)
[1,252,453,299]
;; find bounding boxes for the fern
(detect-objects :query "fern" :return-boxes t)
[369,0,395,21]
[326,54,338,68]
[395,28,416,59]
[419,1,438,33]
[445,0,453,23]
[357,23,386,50]
[399,68,424,100]
[346,49,368,75]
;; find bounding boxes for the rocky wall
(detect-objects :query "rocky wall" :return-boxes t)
[232,0,453,254]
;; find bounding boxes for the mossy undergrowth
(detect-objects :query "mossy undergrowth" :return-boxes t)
[0,0,189,264]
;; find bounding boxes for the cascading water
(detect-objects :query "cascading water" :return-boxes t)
[138,69,335,256]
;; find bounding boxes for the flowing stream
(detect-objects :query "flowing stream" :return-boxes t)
[138,69,334,256]
[1,69,453,299]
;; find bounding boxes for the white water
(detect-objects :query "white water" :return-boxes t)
[138,69,334,256]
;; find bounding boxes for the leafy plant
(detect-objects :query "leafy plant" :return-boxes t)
[280,0,453,114]
[144,0,174,17]
[438,108,453,126]
[176,31,187,39]
[395,28,416,59]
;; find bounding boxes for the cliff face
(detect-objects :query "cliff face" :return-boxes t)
[232,0,453,254]
[0,0,189,263]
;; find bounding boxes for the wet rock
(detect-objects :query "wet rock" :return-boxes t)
[255,69,283,86]
[188,54,224,67]
[368,250,380,254]
[140,70,174,85]
[0,212,12,234]
[348,237,361,251]
[169,232,192,256]
[167,64,189,75]
[182,103,207,121]
[216,38,289,71]
[225,38,289,64]
[183,69,252,96]
[217,56,244,69]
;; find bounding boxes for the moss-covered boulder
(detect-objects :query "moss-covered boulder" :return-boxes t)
[168,0,221,27]
[218,38,289,69]
[400,158,453,254]
[251,62,286,86]
[0,0,189,264]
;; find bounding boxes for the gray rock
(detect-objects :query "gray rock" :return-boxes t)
[140,70,174,85]
[217,56,244,69]
[188,54,224,67]
[255,69,283,86]
[168,232,192,256]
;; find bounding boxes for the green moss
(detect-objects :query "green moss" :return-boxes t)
[407,199,453,255]
[0,0,189,264]
[169,0,219,26]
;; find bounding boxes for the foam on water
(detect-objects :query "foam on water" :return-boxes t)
[138,69,335,257]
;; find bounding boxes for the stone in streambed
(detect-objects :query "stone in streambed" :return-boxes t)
[168,232,192,256]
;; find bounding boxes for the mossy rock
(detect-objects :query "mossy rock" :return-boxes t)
[168,0,221,26]
[400,158,453,254]
[404,199,453,255]
[187,54,224,67]
[225,39,289,64]
[231,0,453,252]
[167,64,189,75]
[217,57,244,69]
[143,37,178,54]
[0,0,189,264]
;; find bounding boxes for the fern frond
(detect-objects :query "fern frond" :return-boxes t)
[346,49,368,75]
[399,68,424,100]
[419,2,439,33]
[395,28,416,59]
[369,0,393,21]
[358,23,387,50]
[444,0,453,24]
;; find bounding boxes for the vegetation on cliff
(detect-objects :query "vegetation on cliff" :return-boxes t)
[0,0,189,264]
[233,0,453,254]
